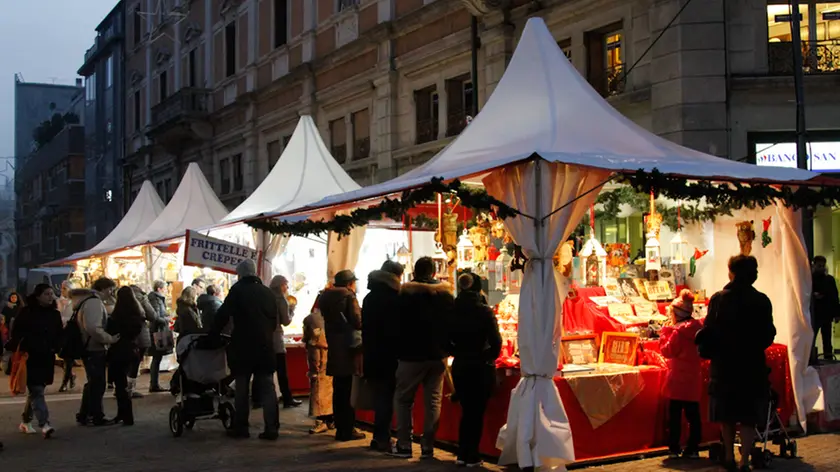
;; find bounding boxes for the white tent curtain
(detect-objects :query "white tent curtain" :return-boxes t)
[683,204,824,430]
[252,229,290,283]
[484,160,611,469]
[327,223,366,284]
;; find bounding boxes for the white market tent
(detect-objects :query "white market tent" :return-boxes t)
[128,162,229,247]
[221,115,360,224]
[48,180,165,264]
[247,18,826,469]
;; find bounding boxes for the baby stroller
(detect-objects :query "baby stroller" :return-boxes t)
[709,388,798,469]
[168,334,235,437]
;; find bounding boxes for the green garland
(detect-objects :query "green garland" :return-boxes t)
[247,178,519,238]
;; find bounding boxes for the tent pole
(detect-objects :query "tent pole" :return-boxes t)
[790,0,813,259]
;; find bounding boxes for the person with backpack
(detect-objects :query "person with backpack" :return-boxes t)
[71,278,120,427]
[8,284,63,438]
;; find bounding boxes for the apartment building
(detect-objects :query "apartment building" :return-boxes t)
[79,1,127,248]
[122,0,840,211]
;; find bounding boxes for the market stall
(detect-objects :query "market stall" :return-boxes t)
[242,18,834,468]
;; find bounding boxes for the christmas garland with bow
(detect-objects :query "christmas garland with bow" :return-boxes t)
[247,178,520,238]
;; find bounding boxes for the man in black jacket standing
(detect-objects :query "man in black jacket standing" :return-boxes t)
[390,257,454,459]
[812,255,839,362]
[213,259,279,440]
[362,260,404,451]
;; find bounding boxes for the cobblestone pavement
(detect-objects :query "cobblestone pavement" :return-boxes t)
[1,368,839,471]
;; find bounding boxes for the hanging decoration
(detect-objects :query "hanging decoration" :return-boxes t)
[456,230,475,270]
[736,220,756,256]
[247,178,519,238]
[762,217,773,248]
[645,192,662,273]
[689,248,709,278]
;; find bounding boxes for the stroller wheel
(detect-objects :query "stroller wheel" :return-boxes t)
[219,402,235,431]
[169,405,185,437]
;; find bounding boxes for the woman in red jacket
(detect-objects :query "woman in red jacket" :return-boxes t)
[660,289,703,459]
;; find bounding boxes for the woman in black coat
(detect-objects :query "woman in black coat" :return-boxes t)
[450,273,502,467]
[106,287,146,426]
[697,255,776,472]
[9,284,63,438]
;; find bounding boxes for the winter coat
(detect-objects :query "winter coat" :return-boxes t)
[2,302,23,331]
[449,290,502,368]
[8,304,63,386]
[174,299,204,338]
[303,311,332,417]
[271,290,293,354]
[396,279,454,362]
[197,293,223,332]
[697,281,776,401]
[213,275,277,375]
[319,286,361,378]
[146,291,172,355]
[659,318,703,402]
[132,288,157,350]
[362,270,401,380]
[106,307,145,364]
[812,272,840,323]
[72,289,118,353]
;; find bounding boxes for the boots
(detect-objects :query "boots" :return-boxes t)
[58,374,76,393]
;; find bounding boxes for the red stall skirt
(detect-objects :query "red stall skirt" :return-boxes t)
[285,344,312,396]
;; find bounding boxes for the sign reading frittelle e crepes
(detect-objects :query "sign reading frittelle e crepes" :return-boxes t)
[184,230,261,275]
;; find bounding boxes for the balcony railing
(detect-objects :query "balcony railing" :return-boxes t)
[150,87,211,130]
[588,64,626,98]
[332,144,347,164]
[338,0,360,12]
[416,118,438,144]
[446,111,468,137]
[353,137,370,160]
[768,40,840,75]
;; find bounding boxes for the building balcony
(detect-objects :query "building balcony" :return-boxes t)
[768,40,840,75]
[147,88,212,154]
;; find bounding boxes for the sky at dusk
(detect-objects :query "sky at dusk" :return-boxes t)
[0,0,119,159]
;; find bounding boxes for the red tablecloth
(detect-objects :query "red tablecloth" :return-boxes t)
[286,344,311,396]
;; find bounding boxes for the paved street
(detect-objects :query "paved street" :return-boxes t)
[1,368,839,471]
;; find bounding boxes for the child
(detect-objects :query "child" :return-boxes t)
[660,289,703,459]
[302,293,334,434]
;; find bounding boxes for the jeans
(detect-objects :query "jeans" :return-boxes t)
[233,372,278,434]
[22,384,49,426]
[452,363,494,462]
[276,353,294,403]
[371,377,396,444]
[109,359,134,424]
[394,359,446,451]
[668,399,701,453]
[332,375,355,439]
[149,353,164,389]
[79,351,107,421]
[129,348,145,380]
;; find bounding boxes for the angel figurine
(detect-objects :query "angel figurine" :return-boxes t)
[736,220,756,256]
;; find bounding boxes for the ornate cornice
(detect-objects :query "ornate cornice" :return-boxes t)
[129,70,145,86]
[460,0,510,16]
[183,21,203,44]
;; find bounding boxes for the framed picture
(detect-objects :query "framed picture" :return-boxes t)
[603,278,624,298]
[618,277,640,297]
[598,332,640,365]
[644,280,673,301]
[560,334,599,365]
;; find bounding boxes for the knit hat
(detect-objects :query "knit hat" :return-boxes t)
[670,289,695,321]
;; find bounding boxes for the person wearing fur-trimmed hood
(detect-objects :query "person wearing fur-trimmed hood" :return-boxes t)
[390,257,454,459]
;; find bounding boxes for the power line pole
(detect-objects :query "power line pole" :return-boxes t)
[790,0,813,259]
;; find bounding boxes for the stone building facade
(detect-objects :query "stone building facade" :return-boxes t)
[122,0,840,210]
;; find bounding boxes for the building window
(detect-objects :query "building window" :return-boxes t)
[558,38,572,60]
[225,21,237,78]
[232,154,243,191]
[414,86,439,144]
[585,23,625,97]
[352,109,370,160]
[220,158,231,194]
[445,75,473,137]
[188,49,197,87]
[106,55,114,88]
[133,90,141,132]
[274,0,288,48]
[767,2,840,74]
[164,178,172,202]
[337,0,359,12]
[159,70,168,102]
[85,73,96,102]
[330,118,347,164]
[267,139,281,170]
[133,5,142,46]
[156,181,165,199]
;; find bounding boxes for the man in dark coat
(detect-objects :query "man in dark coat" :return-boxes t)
[811,255,838,362]
[390,257,454,459]
[697,255,776,471]
[197,285,223,332]
[146,280,171,392]
[319,269,364,442]
[212,259,279,440]
[362,260,404,451]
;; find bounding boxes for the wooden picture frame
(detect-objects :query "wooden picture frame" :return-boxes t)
[598,331,640,365]
[560,334,599,365]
